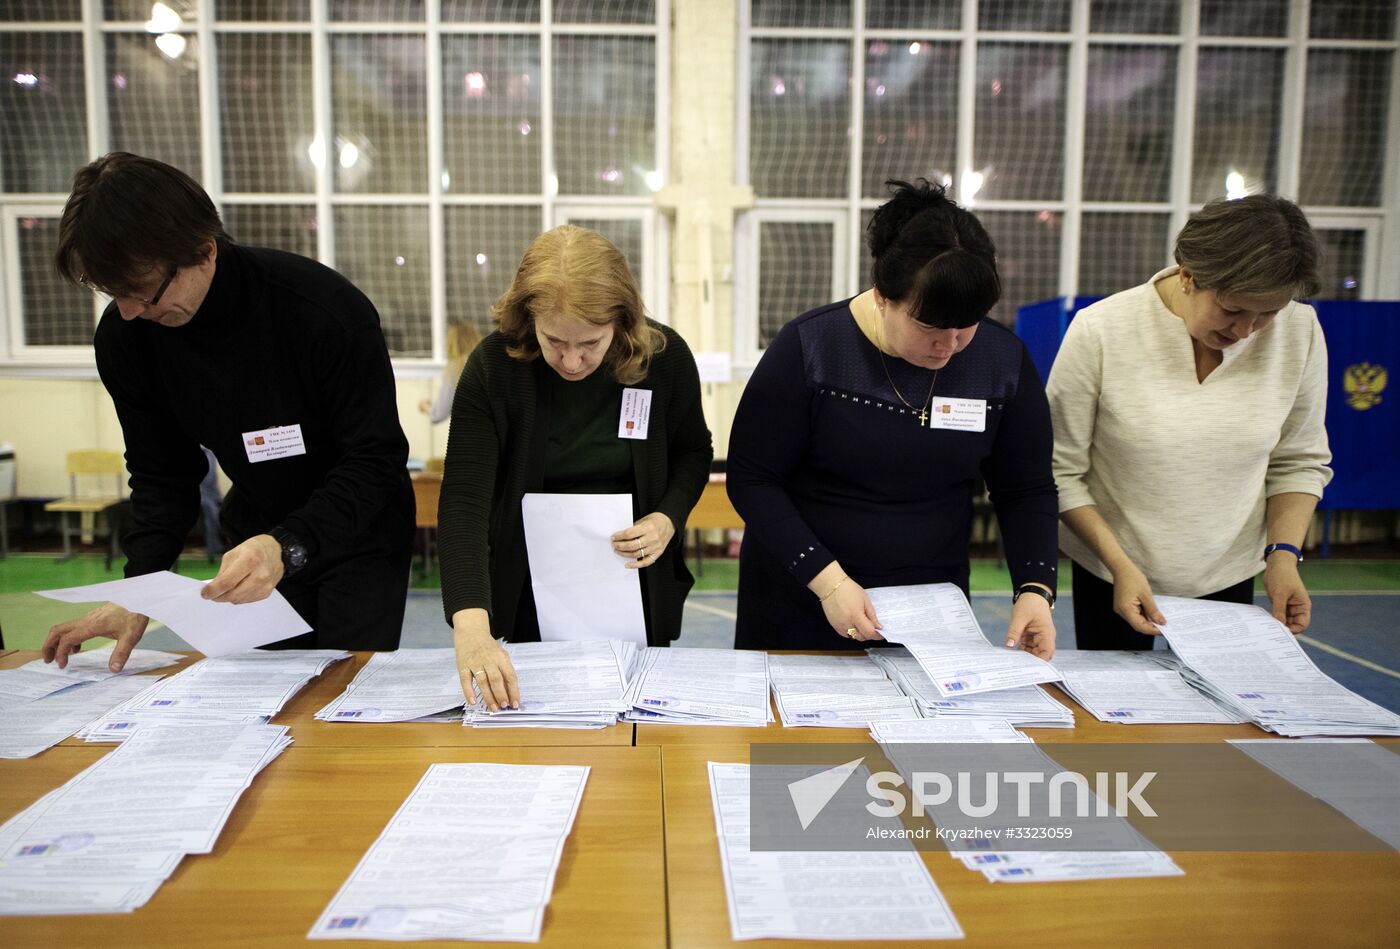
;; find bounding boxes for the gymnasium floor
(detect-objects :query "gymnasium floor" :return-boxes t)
[2,554,1397,714]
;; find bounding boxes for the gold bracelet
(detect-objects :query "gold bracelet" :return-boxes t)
[819,575,850,602]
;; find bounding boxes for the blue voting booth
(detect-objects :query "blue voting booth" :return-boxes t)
[1016,297,1400,554]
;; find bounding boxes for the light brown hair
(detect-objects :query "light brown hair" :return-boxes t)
[1175,195,1321,299]
[494,225,663,385]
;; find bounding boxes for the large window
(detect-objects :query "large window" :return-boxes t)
[735,0,1397,367]
[0,0,668,365]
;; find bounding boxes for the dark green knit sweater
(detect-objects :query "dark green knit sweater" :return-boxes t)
[438,321,713,644]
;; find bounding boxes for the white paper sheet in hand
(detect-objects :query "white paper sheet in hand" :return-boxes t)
[36,571,311,658]
[521,493,646,645]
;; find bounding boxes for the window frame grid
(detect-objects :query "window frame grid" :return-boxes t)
[0,0,671,368]
[734,0,1400,373]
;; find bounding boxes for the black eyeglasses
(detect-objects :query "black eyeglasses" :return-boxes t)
[83,266,178,306]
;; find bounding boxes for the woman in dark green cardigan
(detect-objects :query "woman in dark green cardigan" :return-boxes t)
[438,225,713,710]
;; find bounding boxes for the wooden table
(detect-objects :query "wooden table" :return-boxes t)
[1,746,665,949]
[659,743,1400,948]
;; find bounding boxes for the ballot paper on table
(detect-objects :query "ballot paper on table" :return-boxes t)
[623,647,771,727]
[309,763,589,942]
[316,649,464,723]
[464,640,639,729]
[1156,597,1400,737]
[0,723,290,915]
[708,762,964,941]
[866,583,1060,696]
[0,676,158,759]
[36,571,311,658]
[0,645,182,709]
[868,648,1075,728]
[767,654,922,728]
[521,493,646,645]
[868,718,1033,744]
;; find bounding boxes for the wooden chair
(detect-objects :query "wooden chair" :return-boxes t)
[685,478,744,577]
[411,473,443,579]
[44,450,125,560]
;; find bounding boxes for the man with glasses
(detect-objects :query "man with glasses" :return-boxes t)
[43,152,415,672]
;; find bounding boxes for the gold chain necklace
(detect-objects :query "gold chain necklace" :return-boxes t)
[871,298,938,425]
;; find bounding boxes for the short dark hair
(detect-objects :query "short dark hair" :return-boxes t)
[55,152,230,296]
[867,178,1000,329]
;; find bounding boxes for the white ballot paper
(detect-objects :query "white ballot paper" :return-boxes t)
[1057,669,1249,725]
[1156,597,1400,737]
[0,646,181,709]
[707,762,963,941]
[623,647,771,726]
[521,493,647,645]
[37,572,311,657]
[0,676,158,759]
[867,583,1060,696]
[0,723,289,914]
[465,640,639,729]
[310,763,589,942]
[870,649,1075,728]
[316,649,464,723]
[768,654,921,728]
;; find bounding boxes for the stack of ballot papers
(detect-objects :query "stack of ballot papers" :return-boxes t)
[869,717,1033,744]
[0,645,182,708]
[1050,649,1249,725]
[867,582,1062,696]
[316,649,464,723]
[708,762,964,940]
[310,763,588,941]
[766,654,922,727]
[464,640,640,728]
[622,647,771,727]
[870,648,1076,728]
[0,723,291,915]
[78,650,349,741]
[1157,598,1400,737]
[0,676,158,759]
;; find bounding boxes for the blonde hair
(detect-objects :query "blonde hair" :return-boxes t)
[494,225,663,385]
[1175,195,1321,299]
[445,321,482,377]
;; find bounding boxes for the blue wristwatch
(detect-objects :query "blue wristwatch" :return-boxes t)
[1263,542,1303,562]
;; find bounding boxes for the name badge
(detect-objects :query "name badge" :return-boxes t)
[927,397,986,432]
[618,388,653,440]
[242,424,308,463]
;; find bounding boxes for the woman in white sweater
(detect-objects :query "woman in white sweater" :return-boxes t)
[1047,195,1332,649]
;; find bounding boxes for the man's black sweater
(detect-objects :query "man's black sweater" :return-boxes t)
[94,244,414,580]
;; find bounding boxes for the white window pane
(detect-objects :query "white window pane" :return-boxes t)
[568,217,643,286]
[330,1,424,22]
[866,1,959,30]
[16,216,93,347]
[758,221,833,349]
[1083,45,1175,202]
[978,210,1060,326]
[331,35,428,194]
[749,39,850,199]
[2,1,81,19]
[442,1,539,22]
[216,1,309,20]
[107,32,202,178]
[862,39,958,200]
[752,0,851,29]
[442,34,540,195]
[1078,212,1170,298]
[1300,50,1391,208]
[335,206,431,357]
[219,33,315,193]
[1192,48,1283,202]
[974,43,1066,201]
[552,36,655,197]
[105,0,197,20]
[554,0,654,24]
[979,0,1070,32]
[1310,0,1396,39]
[1090,0,1180,33]
[444,204,540,334]
[222,204,317,258]
[1314,229,1365,300]
[1200,0,1287,36]
[0,32,87,193]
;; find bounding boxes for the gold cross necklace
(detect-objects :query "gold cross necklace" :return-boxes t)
[871,297,937,425]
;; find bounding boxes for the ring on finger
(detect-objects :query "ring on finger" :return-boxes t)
[471,669,486,678]
[845,627,858,639]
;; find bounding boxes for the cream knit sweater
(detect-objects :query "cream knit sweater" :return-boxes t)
[1047,267,1332,598]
